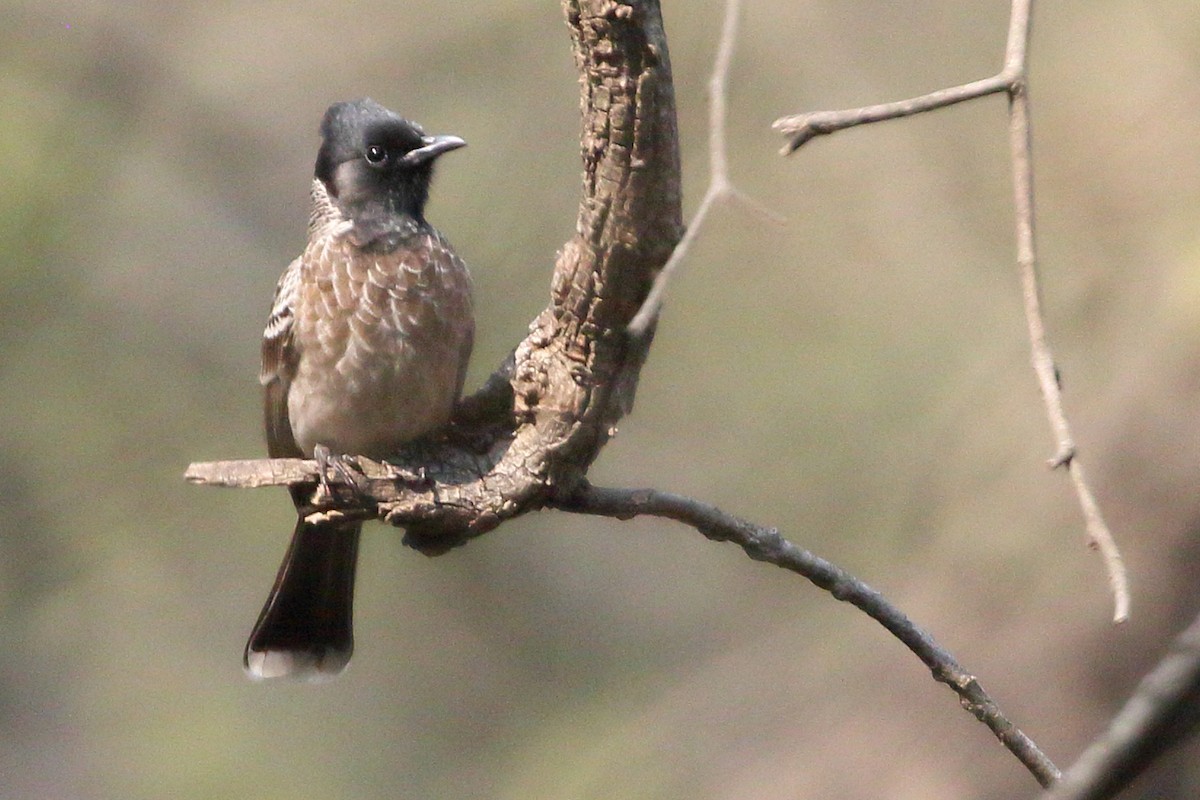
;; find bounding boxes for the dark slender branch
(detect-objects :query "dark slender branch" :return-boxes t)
[772,0,1129,623]
[550,482,1063,788]
[1041,610,1200,800]
[190,449,1066,789]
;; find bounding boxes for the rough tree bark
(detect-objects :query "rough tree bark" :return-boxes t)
[187,0,683,554]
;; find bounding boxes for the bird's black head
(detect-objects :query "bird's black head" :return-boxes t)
[314,98,465,225]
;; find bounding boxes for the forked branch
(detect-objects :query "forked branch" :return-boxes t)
[773,0,1129,623]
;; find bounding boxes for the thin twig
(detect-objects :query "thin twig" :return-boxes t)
[628,0,739,339]
[551,482,1062,789]
[772,0,1129,623]
[772,74,1010,154]
[1041,609,1200,800]
[1003,0,1128,624]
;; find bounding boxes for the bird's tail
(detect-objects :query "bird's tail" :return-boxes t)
[244,518,362,681]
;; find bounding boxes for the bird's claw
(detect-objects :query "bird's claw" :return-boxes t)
[313,443,369,500]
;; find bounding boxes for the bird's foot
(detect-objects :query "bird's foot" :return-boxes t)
[313,444,369,501]
[382,463,431,486]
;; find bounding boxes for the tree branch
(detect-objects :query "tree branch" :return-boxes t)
[189,455,1065,784]
[627,0,738,338]
[550,482,1062,788]
[772,0,1129,623]
[1040,610,1200,800]
[772,74,1011,154]
[628,0,779,340]
[189,0,684,554]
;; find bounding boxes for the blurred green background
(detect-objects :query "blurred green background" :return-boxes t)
[4,2,1200,798]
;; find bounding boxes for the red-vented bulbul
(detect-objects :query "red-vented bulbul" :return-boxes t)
[244,99,474,681]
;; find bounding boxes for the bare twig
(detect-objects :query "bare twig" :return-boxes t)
[1041,610,1200,800]
[551,482,1062,788]
[1005,0,1126,623]
[1002,6,1129,624]
[772,74,1011,154]
[772,0,1129,623]
[628,0,770,339]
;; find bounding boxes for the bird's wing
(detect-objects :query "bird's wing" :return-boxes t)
[262,257,303,459]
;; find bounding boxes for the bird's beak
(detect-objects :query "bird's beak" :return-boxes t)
[400,134,467,167]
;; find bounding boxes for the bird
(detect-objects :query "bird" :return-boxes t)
[244,98,474,681]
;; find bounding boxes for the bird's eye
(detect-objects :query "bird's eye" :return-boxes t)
[365,144,389,165]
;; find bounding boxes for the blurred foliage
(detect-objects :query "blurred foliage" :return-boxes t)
[4,1,1200,798]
